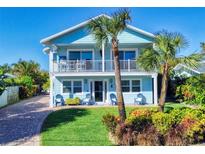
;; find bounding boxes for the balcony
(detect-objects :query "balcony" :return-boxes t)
[53,60,144,73]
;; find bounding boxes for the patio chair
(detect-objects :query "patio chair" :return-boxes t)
[134,93,146,105]
[55,94,64,106]
[82,94,95,105]
[110,93,117,105]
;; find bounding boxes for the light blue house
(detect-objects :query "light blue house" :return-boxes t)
[40,14,158,107]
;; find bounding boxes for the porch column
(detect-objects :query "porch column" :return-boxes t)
[49,74,54,107]
[152,74,158,105]
[49,45,57,107]
[102,42,105,72]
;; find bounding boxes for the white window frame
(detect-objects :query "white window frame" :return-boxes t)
[121,79,142,93]
[61,79,83,94]
[131,79,141,92]
[66,49,95,61]
[110,48,138,60]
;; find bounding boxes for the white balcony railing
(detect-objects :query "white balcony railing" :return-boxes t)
[53,60,144,73]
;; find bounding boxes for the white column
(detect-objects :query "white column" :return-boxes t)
[102,43,105,72]
[49,45,57,107]
[153,74,158,105]
[49,74,54,107]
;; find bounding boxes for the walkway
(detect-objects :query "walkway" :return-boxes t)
[0,95,52,146]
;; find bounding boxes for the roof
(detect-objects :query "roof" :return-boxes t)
[40,14,155,45]
[174,62,205,74]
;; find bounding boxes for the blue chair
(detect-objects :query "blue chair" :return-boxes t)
[134,93,146,105]
[82,94,95,105]
[55,94,64,106]
[110,93,117,105]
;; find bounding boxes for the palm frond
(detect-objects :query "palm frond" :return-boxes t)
[87,16,109,48]
[137,47,161,72]
[176,53,205,69]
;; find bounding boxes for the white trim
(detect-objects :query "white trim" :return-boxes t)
[40,14,155,45]
[54,72,158,77]
[61,79,83,95]
[173,63,201,74]
[153,75,158,105]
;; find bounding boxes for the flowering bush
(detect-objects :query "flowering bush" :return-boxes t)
[102,108,205,146]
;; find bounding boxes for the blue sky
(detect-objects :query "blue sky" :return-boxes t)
[0,7,204,70]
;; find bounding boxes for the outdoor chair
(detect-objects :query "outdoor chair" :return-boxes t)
[134,93,146,105]
[55,94,64,106]
[82,94,95,105]
[110,93,117,105]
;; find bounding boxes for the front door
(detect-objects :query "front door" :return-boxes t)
[94,81,103,102]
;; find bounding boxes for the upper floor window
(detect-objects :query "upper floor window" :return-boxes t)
[112,50,136,60]
[69,51,93,61]
[119,50,136,60]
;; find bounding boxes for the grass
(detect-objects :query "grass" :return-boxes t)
[40,103,182,146]
[40,107,141,146]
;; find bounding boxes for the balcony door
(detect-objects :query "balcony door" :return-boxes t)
[68,50,93,71]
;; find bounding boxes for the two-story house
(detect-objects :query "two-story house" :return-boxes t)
[40,14,158,107]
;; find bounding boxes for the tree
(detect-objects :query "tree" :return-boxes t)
[200,42,205,52]
[137,30,203,112]
[0,69,7,95]
[12,59,48,86]
[12,59,40,77]
[0,63,12,74]
[88,9,131,122]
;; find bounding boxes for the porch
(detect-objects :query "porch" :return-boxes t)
[53,60,145,73]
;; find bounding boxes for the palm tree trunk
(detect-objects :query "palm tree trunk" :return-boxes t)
[112,38,126,122]
[159,63,169,112]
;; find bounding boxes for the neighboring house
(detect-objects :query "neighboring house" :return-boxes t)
[40,14,158,107]
[174,62,205,77]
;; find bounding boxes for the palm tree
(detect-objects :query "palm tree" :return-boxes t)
[137,30,203,112]
[88,9,131,122]
[12,59,40,77]
[200,42,205,52]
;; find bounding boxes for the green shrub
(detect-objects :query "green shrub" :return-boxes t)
[42,79,50,91]
[102,113,119,134]
[152,112,175,134]
[176,74,205,105]
[65,97,80,105]
[102,108,205,146]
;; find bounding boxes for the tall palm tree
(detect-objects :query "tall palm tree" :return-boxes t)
[200,42,205,52]
[137,30,203,112]
[88,9,131,122]
[12,59,40,77]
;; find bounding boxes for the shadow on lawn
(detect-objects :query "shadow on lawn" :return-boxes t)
[41,108,89,133]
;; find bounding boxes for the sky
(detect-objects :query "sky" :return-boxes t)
[0,7,205,70]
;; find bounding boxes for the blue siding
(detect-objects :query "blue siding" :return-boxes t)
[53,75,153,105]
[50,26,154,45]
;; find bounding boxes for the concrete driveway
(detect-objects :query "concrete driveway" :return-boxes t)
[0,95,52,146]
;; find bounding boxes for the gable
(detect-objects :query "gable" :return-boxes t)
[40,14,155,45]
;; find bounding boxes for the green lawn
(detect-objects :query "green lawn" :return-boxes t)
[41,107,138,146]
[40,104,182,146]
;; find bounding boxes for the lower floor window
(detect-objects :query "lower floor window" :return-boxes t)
[62,80,82,93]
[122,79,141,92]
[132,80,141,92]
[63,81,71,93]
[73,81,82,93]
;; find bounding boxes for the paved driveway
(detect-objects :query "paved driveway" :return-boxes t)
[0,95,52,146]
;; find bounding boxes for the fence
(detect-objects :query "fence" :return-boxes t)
[0,86,19,108]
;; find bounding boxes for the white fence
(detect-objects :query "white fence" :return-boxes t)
[0,86,19,108]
